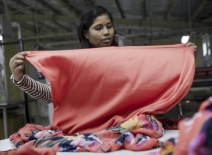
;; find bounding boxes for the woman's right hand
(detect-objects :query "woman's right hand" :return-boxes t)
[9,52,30,82]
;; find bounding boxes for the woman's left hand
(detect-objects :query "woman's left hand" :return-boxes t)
[186,42,198,56]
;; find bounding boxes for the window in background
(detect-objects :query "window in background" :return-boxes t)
[202,34,211,67]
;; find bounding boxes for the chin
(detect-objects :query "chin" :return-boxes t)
[101,43,112,47]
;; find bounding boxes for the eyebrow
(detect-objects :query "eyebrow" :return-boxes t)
[93,22,112,27]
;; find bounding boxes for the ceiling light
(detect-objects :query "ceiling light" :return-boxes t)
[0,35,2,41]
[181,35,190,44]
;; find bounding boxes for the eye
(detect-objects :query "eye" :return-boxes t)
[107,25,112,29]
[94,25,102,30]
[107,23,113,29]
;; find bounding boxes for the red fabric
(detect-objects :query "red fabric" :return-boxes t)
[173,99,212,155]
[26,44,195,135]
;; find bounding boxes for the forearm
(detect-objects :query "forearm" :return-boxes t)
[10,74,52,103]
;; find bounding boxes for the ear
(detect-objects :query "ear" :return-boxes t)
[83,30,89,39]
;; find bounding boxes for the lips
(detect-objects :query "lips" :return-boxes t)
[102,38,111,44]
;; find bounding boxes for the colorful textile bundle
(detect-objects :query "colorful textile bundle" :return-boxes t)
[0,44,195,154]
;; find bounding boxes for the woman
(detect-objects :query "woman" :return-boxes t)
[9,5,197,104]
[4,6,199,155]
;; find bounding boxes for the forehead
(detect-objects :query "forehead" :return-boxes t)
[91,14,112,26]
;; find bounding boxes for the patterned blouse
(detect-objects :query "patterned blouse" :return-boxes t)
[10,74,52,103]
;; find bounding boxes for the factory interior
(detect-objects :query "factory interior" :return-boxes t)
[0,0,212,154]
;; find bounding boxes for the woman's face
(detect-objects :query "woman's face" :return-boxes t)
[84,14,115,48]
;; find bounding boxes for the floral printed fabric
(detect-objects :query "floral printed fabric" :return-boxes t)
[0,115,164,155]
[159,138,176,155]
[159,97,212,155]
[173,97,212,155]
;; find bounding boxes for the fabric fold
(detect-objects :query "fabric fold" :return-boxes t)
[25,44,195,135]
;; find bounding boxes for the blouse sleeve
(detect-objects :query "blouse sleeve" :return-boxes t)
[10,74,52,104]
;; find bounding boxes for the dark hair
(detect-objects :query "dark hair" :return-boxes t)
[78,6,118,48]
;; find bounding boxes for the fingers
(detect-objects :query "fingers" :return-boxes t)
[10,52,30,60]
[10,59,24,70]
[9,52,30,62]
[186,42,197,52]
[14,65,24,72]
[192,45,197,51]
[186,42,196,48]
[9,52,30,66]
[185,42,198,56]
[9,52,30,81]
[9,56,24,70]
[186,42,193,46]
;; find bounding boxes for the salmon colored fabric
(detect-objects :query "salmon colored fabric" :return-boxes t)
[159,97,212,155]
[0,44,195,155]
[173,98,212,155]
[24,44,195,135]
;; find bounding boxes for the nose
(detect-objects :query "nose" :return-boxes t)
[102,27,109,36]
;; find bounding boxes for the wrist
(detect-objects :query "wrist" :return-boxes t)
[14,76,23,82]
[10,74,25,85]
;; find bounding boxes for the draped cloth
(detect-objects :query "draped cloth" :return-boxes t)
[0,44,195,155]
[25,44,194,135]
